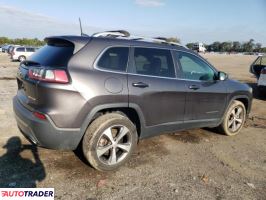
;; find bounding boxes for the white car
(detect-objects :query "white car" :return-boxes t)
[250,56,266,92]
[11,46,38,62]
[192,42,206,53]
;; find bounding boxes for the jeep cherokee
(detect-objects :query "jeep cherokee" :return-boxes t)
[13,32,252,171]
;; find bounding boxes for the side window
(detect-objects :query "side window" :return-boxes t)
[177,52,215,81]
[26,48,35,52]
[261,56,266,65]
[133,48,175,78]
[254,57,261,65]
[97,47,129,72]
[16,48,25,52]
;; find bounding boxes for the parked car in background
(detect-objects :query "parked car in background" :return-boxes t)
[193,42,206,53]
[7,45,15,55]
[1,45,6,52]
[13,31,252,171]
[250,55,266,92]
[8,45,21,56]
[2,45,11,53]
[11,46,38,62]
[0,45,3,52]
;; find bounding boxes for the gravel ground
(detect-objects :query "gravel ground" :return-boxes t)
[0,52,265,200]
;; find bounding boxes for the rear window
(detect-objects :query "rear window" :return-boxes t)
[28,43,74,67]
[97,47,129,72]
[26,48,35,52]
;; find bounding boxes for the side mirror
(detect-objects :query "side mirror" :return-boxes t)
[217,71,228,81]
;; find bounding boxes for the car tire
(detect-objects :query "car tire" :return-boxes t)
[82,113,138,171]
[218,100,246,136]
[18,56,26,62]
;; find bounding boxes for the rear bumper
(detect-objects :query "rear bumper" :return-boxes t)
[13,96,84,150]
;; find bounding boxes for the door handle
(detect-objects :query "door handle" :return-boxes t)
[132,82,149,88]
[189,85,200,90]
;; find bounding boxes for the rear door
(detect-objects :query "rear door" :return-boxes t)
[16,47,26,57]
[127,47,186,136]
[174,51,227,121]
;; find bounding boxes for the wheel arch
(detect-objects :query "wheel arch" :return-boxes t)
[230,95,251,114]
[218,94,251,126]
[79,103,146,144]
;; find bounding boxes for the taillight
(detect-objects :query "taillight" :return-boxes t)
[261,68,266,74]
[33,112,46,120]
[28,68,69,83]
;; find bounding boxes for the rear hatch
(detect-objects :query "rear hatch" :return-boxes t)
[16,39,75,111]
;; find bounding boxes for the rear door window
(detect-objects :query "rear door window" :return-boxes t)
[16,47,25,52]
[28,43,74,67]
[133,47,175,78]
[97,47,129,72]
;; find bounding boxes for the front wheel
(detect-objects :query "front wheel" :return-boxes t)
[218,100,246,136]
[82,113,138,171]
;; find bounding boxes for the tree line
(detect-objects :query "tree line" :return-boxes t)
[186,39,266,53]
[0,37,45,47]
[1,36,265,53]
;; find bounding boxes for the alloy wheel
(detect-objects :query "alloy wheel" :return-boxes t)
[96,125,132,165]
[228,105,244,133]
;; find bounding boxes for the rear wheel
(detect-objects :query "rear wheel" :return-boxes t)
[82,113,138,171]
[218,100,246,136]
[18,56,26,62]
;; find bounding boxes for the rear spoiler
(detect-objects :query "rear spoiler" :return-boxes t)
[44,36,91,54]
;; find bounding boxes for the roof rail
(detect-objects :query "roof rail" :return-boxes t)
[92,30,130,38]
[152,37,187,48]
[130,37,187,48]
[92,30,187,48]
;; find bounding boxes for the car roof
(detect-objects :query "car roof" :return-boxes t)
[14,46,24,49]
[45,35,195,54]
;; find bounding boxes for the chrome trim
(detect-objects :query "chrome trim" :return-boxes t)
[93,45,219,83]
[127,72,177,80]
[131,45,178,51]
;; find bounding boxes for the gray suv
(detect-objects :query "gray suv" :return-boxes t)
[13,32,252,171]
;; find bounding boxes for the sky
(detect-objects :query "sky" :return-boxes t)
[0,0,265,45]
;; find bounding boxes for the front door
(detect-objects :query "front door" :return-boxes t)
[175,51,227,121]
